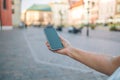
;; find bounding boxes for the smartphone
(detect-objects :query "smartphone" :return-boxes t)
[44,27,64,50]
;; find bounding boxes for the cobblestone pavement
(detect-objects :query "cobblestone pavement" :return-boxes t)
[0,27,120,80]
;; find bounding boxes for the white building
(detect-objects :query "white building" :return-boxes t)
[12,0,22,27]
[50,2,69,27]
[97,0,116,23]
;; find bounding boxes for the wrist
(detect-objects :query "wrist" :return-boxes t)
[65,47,77,57]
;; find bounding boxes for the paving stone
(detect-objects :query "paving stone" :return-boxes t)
[1,27,119,80]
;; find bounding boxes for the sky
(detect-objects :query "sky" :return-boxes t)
[21,0,61,12]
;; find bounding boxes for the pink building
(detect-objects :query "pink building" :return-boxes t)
[90,0,99,23]
[68,0,117,25]
[68,0,99,25]
[0,0,12,29]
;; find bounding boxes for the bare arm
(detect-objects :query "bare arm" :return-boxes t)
[46,37,120,76]
[66,47,120,75]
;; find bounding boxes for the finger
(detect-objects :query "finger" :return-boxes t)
[59,36,69,45]
[48,46,51,50]
[59,36,68,43]
[46,42,50,46]
[59,36,65,41]
[52,50,58,53]
[45,42,48,45]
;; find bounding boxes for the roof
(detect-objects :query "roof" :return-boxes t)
[27,4,51,11]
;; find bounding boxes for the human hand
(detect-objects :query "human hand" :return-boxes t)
[45,36,73,55]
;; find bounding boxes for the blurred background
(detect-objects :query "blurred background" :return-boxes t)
[0,0,120,80]
[0,0,120,31]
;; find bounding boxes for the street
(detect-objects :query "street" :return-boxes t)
[0,27,120,80]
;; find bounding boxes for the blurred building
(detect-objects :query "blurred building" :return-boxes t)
[12,0,22,27]
[85,0,99,24]
[114,0,120,22]
[22,4,52,26]
[97,0,116,23]
[68,0,120,25]
[68,0,84,26]
[0,0,12,29]
[68,0,99,26]
[50,1,69,27]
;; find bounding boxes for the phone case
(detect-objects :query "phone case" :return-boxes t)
[44,27,64,50]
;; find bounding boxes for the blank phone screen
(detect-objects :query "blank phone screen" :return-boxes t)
[44,27,64,50]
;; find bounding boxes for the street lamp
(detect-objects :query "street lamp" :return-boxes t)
[56,10,64,31]
[86,1,90,37]
[59,10,63,26]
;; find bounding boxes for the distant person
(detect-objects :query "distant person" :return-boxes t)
[25,23,27,28]
[46,36,120,80]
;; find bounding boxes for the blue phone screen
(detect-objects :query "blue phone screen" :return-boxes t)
[44,27,64,50]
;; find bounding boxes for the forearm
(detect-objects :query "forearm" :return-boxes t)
[66,47,119,75]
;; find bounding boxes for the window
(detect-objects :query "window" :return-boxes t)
[92,2,95,7]
[12,1,14,5]
[3,0,7,9]
[116,0,120,14]
[117,4,120,13]
[12,9,15,14]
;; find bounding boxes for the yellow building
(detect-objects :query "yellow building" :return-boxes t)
[114,0,120,19]
[22,4,52,26]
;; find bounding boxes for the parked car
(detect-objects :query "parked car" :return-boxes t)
[68,26,83,34]
[56,25,63,31]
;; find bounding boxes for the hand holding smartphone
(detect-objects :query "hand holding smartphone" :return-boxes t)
[44,27,64,50]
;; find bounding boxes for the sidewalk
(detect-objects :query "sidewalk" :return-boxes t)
[1,27,120,80]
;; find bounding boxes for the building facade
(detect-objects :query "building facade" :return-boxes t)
[68,0,119,25]
[50,2,69,27]
[68,0,84,26]
[114,0,120,19]
[68,0,99,26]
[85,0,99,24]
[98,0,116,23]
[0,0,12,29]
[21,4,52,26]
[12,0,22,27]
